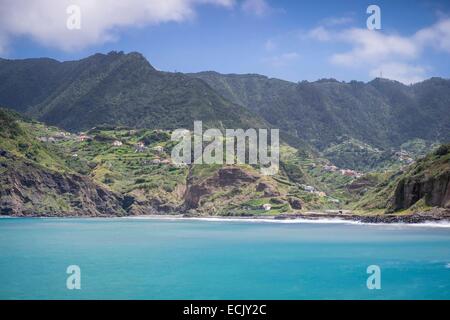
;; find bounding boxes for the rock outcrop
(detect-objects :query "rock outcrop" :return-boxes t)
[0,152,127,216]
[387,144,450,212]
[183,166,260,210]
[288,197,302,210]
[389,172,450,211]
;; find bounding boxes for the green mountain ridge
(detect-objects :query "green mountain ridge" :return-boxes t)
[189,72,450,150]
[0,51,266,132]
[2,51,449,156]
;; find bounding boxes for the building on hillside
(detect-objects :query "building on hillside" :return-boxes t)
[340,169,361,177]
[112,140,123,147]
[304,185,315,193]
[135,141,147,153]
[323,165,338,172]
[78,134,92,142]
[153,145,164,153]
[315,191,327,197]
[262,203,272,211]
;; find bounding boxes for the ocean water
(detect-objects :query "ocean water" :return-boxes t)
[0,217,449,300]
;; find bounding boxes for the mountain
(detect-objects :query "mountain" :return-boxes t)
[1,51,450,172]
[189,72,450,150]
[0,52,265,132]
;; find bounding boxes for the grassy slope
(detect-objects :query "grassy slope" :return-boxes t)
[0,108,126,215]
[0,108,68,172]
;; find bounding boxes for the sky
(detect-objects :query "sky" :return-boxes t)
[1,0,450,84]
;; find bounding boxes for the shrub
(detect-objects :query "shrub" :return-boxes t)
[435,144,449,156]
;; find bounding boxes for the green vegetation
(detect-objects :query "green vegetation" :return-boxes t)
[1,108,448,217]
[191,73,450,152]
[0,52,265,132]
[1,51,449,217]
[2,53,448,172]
[0,109,356,215]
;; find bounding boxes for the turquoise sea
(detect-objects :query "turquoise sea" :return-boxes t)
[0,217,449,300]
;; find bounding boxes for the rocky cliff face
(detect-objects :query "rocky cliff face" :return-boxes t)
[0,152,127,216]
[182,166,284,214]
[184,166,260,210]
[389,172,450,211]
[387,144,450,212]
[355,144,450,214]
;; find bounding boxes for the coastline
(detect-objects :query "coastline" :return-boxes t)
[123,211,450,226]
[4,211,449,227]
[2,208,450,226]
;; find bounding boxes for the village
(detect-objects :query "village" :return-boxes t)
[36,127,189,169]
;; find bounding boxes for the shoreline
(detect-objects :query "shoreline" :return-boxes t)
[3,210,450,226]
[124,212,450,226]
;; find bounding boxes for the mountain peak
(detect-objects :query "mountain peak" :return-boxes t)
[128,52,157,71]
[85,51,156,71]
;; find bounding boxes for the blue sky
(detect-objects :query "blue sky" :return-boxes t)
[1,0,450,83]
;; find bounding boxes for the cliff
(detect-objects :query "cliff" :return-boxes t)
[356,144,450,213]
[0,151,127,216]
[388,145,450,212]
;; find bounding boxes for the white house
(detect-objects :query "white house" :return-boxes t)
[78,134,92,142]
[135,141,147,153]
[262,203,272,211]
[112,140,123,147]
[153,145,164,153]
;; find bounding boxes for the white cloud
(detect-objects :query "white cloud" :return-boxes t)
[306,17,450,84]
[415,18,450,53]
[241,0,270,17]
[330,28,419,66]
[0,0,235,53]
[369,63,427,85]
[263,52,299,67]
